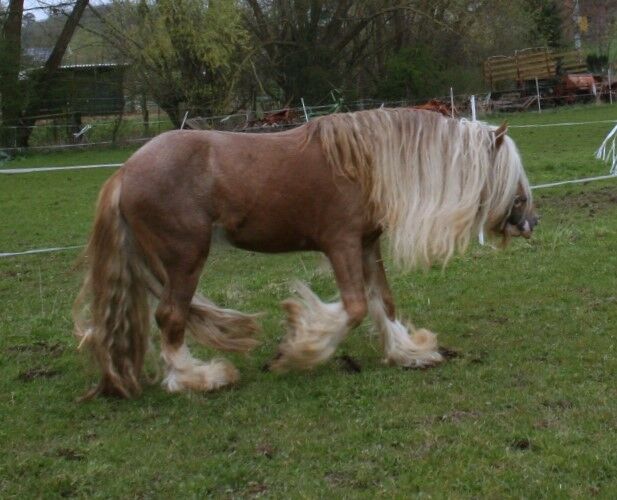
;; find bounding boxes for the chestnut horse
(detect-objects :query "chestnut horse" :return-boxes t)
[74,108,537,398]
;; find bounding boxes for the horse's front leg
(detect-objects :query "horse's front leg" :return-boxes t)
[269,242,367,372]
[363,239,443,368]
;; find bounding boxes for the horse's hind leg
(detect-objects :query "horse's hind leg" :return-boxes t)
[363,239,443,368]
[155,246,239,393]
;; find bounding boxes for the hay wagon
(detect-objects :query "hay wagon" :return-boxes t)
[483,47,601,110]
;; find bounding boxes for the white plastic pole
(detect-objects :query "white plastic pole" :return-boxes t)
[471,94,483,244]
[592,81,597,100]
[301,98,309,122]
[450,87,455,118]
[180,111,189,129]
[535,77,542,113]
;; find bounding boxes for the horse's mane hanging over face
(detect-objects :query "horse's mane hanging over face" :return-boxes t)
[308,108,532,269]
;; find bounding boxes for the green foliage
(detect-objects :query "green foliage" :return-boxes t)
[7,0,578,128]
[149,0,248,76]
[526,0,564,49]
[376,47,445,100]
[286,51,339,102]
[587,53,609,73]
[107,0,249,122]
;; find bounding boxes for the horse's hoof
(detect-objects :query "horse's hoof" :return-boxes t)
[438,346,460,359]
[261,352,283,372]
[337,354,362,373]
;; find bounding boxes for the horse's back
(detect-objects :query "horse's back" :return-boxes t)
[117,127,368,254]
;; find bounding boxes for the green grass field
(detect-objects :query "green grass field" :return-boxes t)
[1,104,617,498]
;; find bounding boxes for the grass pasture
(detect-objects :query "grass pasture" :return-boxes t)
[1,105,617,498]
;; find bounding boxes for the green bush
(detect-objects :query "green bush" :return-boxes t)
[376,46,446,101]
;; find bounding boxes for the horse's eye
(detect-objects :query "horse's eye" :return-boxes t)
[514,196,527,206]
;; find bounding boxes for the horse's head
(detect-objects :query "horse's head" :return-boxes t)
[489,122,539,242]
[500,189,539,239]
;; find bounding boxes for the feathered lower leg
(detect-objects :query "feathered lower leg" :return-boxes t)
[363,240,443,368]
[270,244,367,372]
[269,282,350,372]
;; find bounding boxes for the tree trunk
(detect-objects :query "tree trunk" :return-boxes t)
[141,92,150,136]
[0,0,24,148]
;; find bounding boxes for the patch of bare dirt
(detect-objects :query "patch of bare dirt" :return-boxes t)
[6,340,65,357]
[54,448,85,461]
[536,186,617,215]
[16,367,59,381]
[509,437,536,451]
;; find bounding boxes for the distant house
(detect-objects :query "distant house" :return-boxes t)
[27,62,128,117]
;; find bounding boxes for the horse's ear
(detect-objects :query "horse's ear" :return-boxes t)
[494,121,508,149]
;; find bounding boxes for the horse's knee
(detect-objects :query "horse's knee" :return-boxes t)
[345,299,368,327]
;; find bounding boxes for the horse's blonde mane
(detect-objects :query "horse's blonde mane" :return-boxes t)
[309,108,531,269]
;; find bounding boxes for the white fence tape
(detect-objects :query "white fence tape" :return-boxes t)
[595,123,617,175]
[3,119,617,258]
[0,245,84,258]
[2,173,616,259]
[509,119,617,129]
[508,120,617,128]
[0,163,121,174]
[531,173,617,190]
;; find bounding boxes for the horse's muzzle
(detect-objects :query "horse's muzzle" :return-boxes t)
[505,214,539,239]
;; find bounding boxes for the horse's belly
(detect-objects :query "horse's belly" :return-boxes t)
[218,222,317,253]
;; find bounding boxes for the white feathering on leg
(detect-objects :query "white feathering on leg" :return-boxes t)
[368,294,443,368]
[270,281,350,372]
[161,343,239,392]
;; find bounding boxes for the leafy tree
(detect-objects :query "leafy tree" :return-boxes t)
[0,0,23,147]
[244,0,381,104]
[526,0,564,48]
[376,46,446,101]
[243,1,548,103]
[92,0,249,126]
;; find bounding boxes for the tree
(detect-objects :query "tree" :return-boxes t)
[581,0,617,58]
[244,0,383,104]
[91,0,249,126]
[0,0,24,147]
[242,1,547,103]
[376,46,446,100]
[525,0,564,48]
[0,0,90,147]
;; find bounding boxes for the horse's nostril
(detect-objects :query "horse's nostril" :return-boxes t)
[525,216,537,229]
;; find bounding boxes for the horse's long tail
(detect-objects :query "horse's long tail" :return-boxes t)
[73,172,150,398]
[74,172,260,398]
